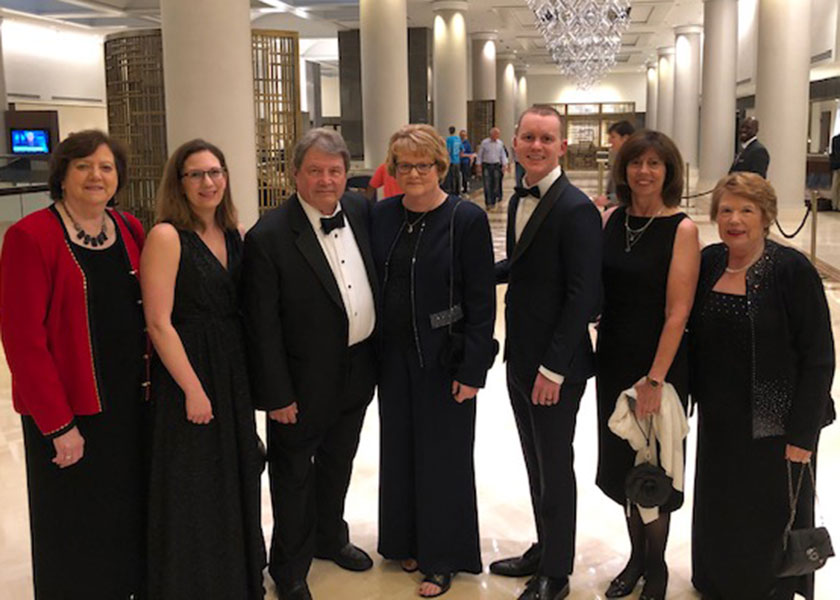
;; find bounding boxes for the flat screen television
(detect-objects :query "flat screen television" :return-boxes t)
[10,128,51,155]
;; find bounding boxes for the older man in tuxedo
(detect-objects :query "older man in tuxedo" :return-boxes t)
[241,128,378,600]
[491,105,602,600]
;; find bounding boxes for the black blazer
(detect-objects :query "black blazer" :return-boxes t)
[830,134,840,171]
[729,139,770,178]
[240,192,378,426]
[370,195,496,387]
[496,173,603,385]
[690,241,835,450]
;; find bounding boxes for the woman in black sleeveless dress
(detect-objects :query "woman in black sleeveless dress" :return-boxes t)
[595,131,700,600]
[142,140,265,599]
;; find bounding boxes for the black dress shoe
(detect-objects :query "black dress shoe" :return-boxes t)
[518,575,570,600]
[489,543,541,577]
[605,567,644,597]
[315,542,373,571]
[279,580,312,600]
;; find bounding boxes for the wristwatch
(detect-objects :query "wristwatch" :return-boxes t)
[645,375,661,388]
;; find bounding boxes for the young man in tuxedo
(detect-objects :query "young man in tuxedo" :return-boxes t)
[491,106,602,600]
[241,128,378,600]
[728,117,770,178]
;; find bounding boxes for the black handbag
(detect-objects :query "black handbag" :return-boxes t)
[624,412,673,509]
[777,461,834,577]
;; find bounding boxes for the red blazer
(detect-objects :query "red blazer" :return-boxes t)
[0,206,146,437]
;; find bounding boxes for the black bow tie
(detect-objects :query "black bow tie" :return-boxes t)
[320,211,345,234]
[514,185,541,199]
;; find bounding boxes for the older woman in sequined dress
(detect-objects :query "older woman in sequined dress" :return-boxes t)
[690,172,835,600]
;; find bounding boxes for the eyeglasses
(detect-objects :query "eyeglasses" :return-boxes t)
[395,162,435,175]
[181,168,226,183]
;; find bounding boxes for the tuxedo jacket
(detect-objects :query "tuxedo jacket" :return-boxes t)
[830,134,840,171]
[729,139,770,178]
[496,173,602,386]
[241,192,377,428]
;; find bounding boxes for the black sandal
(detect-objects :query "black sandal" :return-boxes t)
[419,573,453,598]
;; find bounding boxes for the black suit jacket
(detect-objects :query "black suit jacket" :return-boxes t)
[496,173,602,386]
[830,134,840,171]
[241,192,377,426]
[729,139,770,178]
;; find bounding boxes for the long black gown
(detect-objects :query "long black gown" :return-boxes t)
[23,225,148,599]
[691,291,814,600]
[595,208,689,509]
[147,229,266,599]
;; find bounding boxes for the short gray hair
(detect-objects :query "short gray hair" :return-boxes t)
[293,128,350,172]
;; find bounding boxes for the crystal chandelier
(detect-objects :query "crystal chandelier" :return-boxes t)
[526,0,631,89]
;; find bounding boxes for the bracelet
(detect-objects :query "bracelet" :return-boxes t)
[645,375,661,388]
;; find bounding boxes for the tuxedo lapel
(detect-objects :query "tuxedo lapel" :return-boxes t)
[342,195,379,298]
[288,194,345,310]
[511,173,569,264]
[507,194,519,259]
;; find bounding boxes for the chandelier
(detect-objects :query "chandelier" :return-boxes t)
[526,0,631,89]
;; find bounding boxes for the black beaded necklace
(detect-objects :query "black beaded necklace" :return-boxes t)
[62,201,108,247]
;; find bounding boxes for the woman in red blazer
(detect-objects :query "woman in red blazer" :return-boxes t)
[0,130,149,599]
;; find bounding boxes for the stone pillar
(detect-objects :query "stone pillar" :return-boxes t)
[160,0,258,226]
[432,1,468,133]
[672,25,702,168]
[699,0,737,188]
[495,54,516,146]
[656,46,675,137]
[408,28,433,124]
[514,67,528,122]
[306,61,323,128]
[645,61,658,131]
[755,0,811,212]
[471,32,496,101]
[360,0,409,167]
[338,30,363,159]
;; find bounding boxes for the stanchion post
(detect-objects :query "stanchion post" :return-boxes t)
[810,189,818,265]
[597,162,604,197]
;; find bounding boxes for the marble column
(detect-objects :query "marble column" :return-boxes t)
[699,0,737,188]
[160,0,258,226]
[656,46,675,137]
[755,0,811,211]
[471,32,496,101]
[673,25,702,168]
[495,54,516,146]
[645,61,658,131]
[514,66,528,122]
[360,0,409,167]
[432,0,468,133]
[305,61,323,128]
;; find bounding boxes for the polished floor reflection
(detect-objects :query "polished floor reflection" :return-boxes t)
[1,175,839,598]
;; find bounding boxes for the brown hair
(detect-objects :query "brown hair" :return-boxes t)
[48,129,128,201]
[613,130,684,207]
[710,172,777,234]
[386,124,449,181]
[515,104,564,135]
[154,139,237,231]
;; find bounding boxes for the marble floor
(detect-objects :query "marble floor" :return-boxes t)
[1,174,840,599]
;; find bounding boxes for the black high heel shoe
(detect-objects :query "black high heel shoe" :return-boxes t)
[639,565,668,600]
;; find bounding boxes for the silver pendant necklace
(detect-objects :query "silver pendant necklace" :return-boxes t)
[404,207,428,233]
[624,207,664,252]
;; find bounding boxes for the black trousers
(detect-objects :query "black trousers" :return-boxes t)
[377,344,482,575]
[507,364,586,578]
[266,340,376,587]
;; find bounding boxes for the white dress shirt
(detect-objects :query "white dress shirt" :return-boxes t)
[514,165,566,386]
[299,197,376,346]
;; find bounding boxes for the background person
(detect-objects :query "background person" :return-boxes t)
[594,120,635,209]
[476,127,508,209]
[0,129,148,599]
[142,139,266,599]
[372,124,495,598]
[728,117,769,179]
[690,172,835,600]
[444,125,462,195]
[596,130,700,600]
[459,129,475,193]
[365,161,403,201]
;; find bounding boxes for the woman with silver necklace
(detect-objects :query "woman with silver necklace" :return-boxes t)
[371,124,496,598]
[0,130,148,598]
[595,130,700,600]
[689,173,834,600]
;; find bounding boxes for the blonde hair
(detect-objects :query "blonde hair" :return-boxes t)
[155,139,237,232]
[386,124,449,182]
[710,172,777,233]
